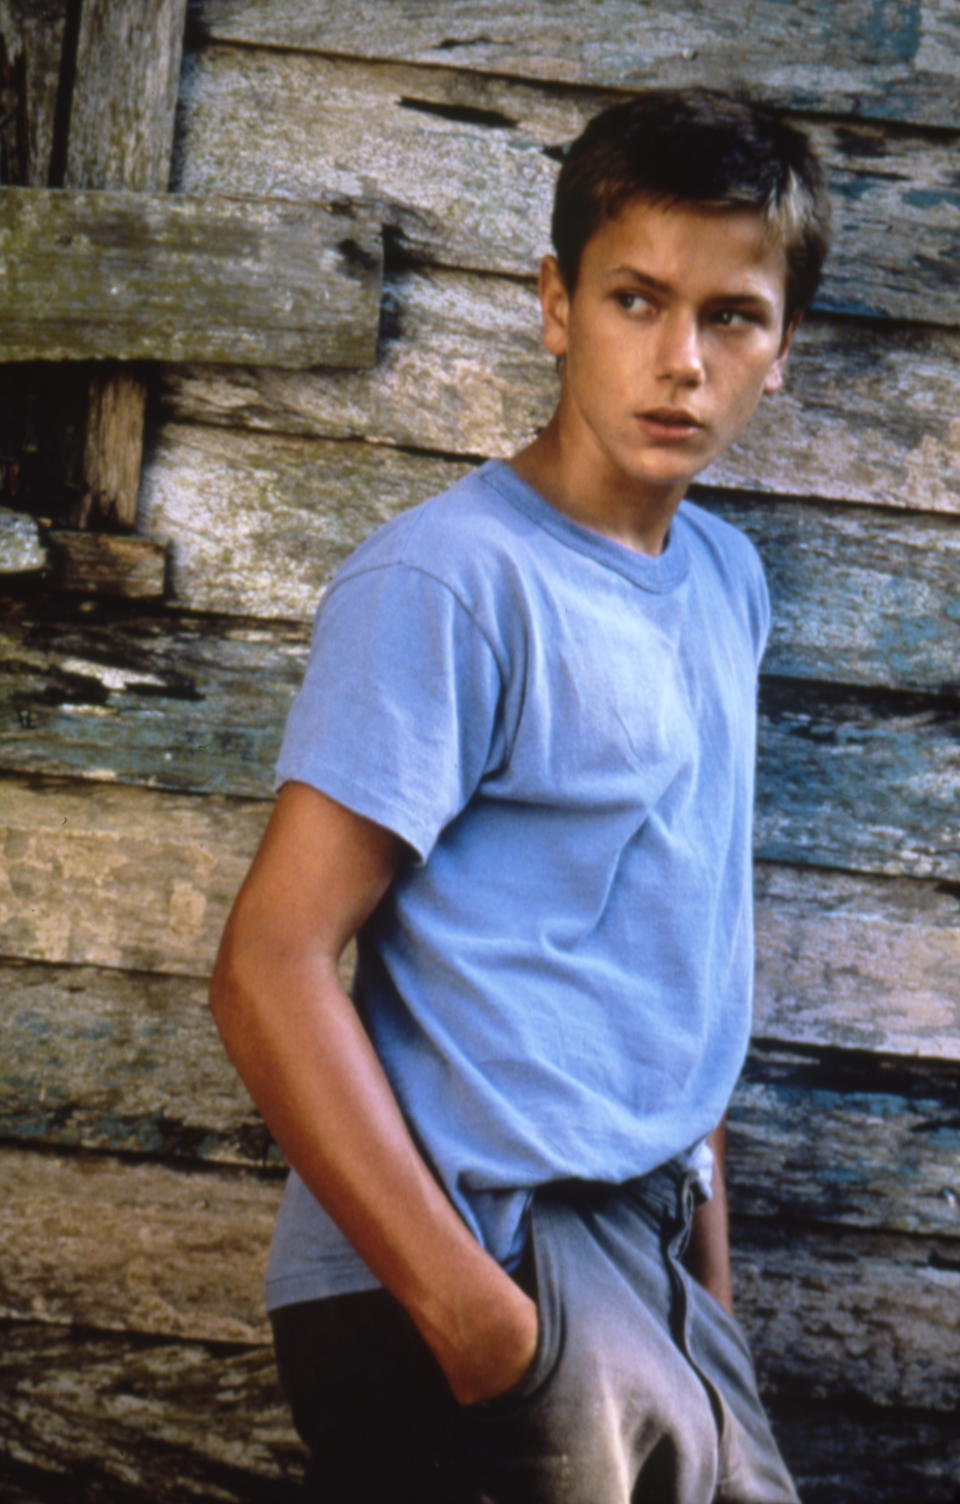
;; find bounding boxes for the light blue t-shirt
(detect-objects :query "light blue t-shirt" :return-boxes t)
[265,460,769,1309]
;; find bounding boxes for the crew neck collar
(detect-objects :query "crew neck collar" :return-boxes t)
[480,459,690,594]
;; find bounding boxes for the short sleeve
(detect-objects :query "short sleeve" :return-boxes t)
[275,563,504,861]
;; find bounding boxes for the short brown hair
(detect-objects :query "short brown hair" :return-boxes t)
[551,89,832,325]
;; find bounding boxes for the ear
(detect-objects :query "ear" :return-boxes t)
[762,312,801,395]
[538,254,570,360]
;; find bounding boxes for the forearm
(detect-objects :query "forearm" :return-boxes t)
[685,1120,735,1313]
[210,914,535,1400]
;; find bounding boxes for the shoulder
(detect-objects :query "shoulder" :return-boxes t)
[676,498,770,654]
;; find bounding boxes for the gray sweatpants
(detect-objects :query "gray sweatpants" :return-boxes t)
[271,1161,799,1503]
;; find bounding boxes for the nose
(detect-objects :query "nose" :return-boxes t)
[655,311,705,386]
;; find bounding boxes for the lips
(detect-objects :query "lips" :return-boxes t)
[637,408,705,440]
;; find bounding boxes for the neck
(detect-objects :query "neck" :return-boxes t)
[509,420,685,556]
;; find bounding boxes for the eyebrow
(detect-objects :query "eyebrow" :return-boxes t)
[605,266,777,310]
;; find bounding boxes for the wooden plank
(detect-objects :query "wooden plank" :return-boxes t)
[3,778,959,1006]
[65,0,187,194]
[753,864,960,1059]
[0,0,68,186]
[65,0,189,529]
[3,601,959,880]
[0,960,279,1168]
[0,1143,956,1410]
[3,958,957,1239]
[1,1325,957,1504]
[727,1045,960,1239]
[756,678,960,881]
[0,776,268,975]
[0,1324,304,1502]
[732,1218,960,1412]
[162,275,960,518]
[173,47,960,325]
[0,188,383,368]
[0,607,304,795]
[0,1147,279,1343]
[47,530,166,597]
[190,0,960,132]
[0,507,45,572]
[138,425,960,642]
[138,423,469,620]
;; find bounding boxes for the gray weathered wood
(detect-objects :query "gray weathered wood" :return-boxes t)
[0,1147,279,1343]
[3,606,959,879]
[173,47,960,325]
[0,188,383,368]
[162,275,960,518]
[0,776,269,975]
[2,958,957,1238]
[753,864,960,1060]
[756,678,960,880]
[139,424,469,620]
[0,507,44,572]
[65,0,188,194]
[0,1324,304,1502]
[732,1218,960,1412]
[190,0,960,131]
[65,0,189,528]
[726,1046,960,1239]
[0,1143,955,1409]
[47,529,167,597]
[0,0,67,186]
[1,1323,957,1504]
[0,961,279,1168]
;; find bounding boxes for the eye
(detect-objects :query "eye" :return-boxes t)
[712,307,762,329]
[614,290,654,314]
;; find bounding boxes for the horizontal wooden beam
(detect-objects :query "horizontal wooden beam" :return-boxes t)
[1,957,956,1238]
[174,48,960,325]
[0,1143,956,1410]
[190,0,960,131]
[161,273,960,518]
[0,188,383,368]
[0,1323,303,1503]
[137,427,960,646]
[2,611,959,879]
[47,530,167,597]
[1,1321,957,1503]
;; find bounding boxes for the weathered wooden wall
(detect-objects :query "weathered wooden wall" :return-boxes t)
[1,2,959,1500]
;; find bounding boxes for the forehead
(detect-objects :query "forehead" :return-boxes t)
[579,195,789,305]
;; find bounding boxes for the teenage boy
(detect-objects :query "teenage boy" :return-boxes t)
[210,89,831,1504]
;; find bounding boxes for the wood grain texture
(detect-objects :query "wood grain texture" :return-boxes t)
[0,1324,304,1502]
[1,1323,958,1504]
[138,423,469,620]
[0,188,383,368]
[753,864,960,1060]
[172,47,960,324]
[47,530,166,597]
[0,961,278,1168]
[0,0,67,186]
[732,1218,960,1412]
[727,1045,960,1239]
[64,0,189,528]
[190,0,960,131]
[2,957,957,1239]
[0,776,268,974]
[3,605,959,880]
[0,1148,279,1343]
[162,274,960,518]
[0,1143,956,1410]
[64,0,188,194]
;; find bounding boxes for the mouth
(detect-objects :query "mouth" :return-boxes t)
[637,408,705,440]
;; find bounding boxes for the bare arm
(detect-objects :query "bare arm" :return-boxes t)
[209,780,537,1403]
[685,1119,735,1313]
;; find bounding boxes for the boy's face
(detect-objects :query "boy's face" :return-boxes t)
[540,196,796,511]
